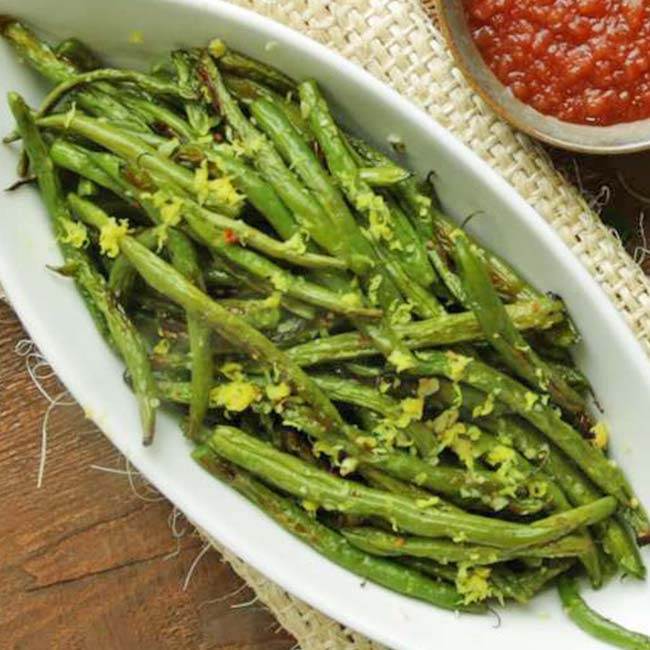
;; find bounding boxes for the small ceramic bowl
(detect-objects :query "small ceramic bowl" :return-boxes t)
[436,0,650,154]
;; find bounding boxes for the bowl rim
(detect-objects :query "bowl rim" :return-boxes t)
[435,0,650,155]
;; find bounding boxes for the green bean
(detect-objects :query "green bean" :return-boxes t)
[311,374,437,459]
[279,402,546,514]
[166,229,213,441]
[197,60,419,364]
[341,527,592,565]
[246,101,413,324]
[154,385,543,513]
[56,143,338,317]
[295,82,437,294]
[9,93,158,444]
[116,92,195,141]
[204,424,616,549]
[484,417,645,579]
[68,193,344,431]
[1,20,75,83]
[453,228,587,419]
[400,557,574,605]
[37,112,241,217]
[428,240,469,305]
[190,146,407,355]
[74,87,153,129]
[50,139,128,197]
[178,199,348,271]
[203,266,238,289]
[108,227,159,299]
[52,139,370,316]
[250,97,383,276]
[200,145,301,240]
[171,50,215,137]
[285,297,564,367]
[350,136,543,303]
[358,166,411,187]
[37,68,194,118]
[546,360,591,393]
[459,417,600,583]
[135,293,282,333]
[480,346,592,393]
[193,448,482,613]
[196,53,351,260]
[397,557,458,583]
[223,73,310,139]
[177,213,376,315]
[1,21,154,148]
[211,44,296,95]
[96,121,169,147]
[373,244,443,319]
[342,363,384,379]
[208,257,316,321]
[54,37,102,71]
[495,560,575,604]
[360,406,566,517]
[64,259,159,445]
[558,575,650,650]
[359,467,464,514]
[433,382,646,576]
[414,351,646,522]
[157,379,512,512]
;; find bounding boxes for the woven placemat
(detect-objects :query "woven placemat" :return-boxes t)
[202,1,650,647]
[4,1,650,647]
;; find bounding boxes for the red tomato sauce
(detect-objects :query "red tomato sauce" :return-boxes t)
[464,0,650,126]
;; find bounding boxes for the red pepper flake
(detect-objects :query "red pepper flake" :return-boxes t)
[223,229,239,245]
[394,537,406,548]
[213,131,224,143]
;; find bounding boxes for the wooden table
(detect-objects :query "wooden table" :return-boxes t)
[0,300,295,649]
[2,145,648,649]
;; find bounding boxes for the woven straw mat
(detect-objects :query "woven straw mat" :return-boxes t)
[208,1,650,648]
[4,1,650,648]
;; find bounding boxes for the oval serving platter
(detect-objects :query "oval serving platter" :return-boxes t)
[0,1,648,648]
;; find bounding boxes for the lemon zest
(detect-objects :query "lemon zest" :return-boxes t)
[388,350,415,373]
[472,393,495,418]
[220,361,244,381]
[417,378,440,398]
[210,381,261,412]
[59,218,88,249]
[99,218,131,258]
[591,421,609,450]
[446,351,471,380]
[456,565,493,605]
[415,496,440,509]
[265,382,291,402]
[128,30,144,45]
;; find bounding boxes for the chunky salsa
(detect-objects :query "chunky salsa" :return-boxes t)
[465,0,650,126]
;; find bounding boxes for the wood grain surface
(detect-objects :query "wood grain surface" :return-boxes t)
[0,300,295,650]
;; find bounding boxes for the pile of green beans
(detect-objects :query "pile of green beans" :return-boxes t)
[3,18,648,647]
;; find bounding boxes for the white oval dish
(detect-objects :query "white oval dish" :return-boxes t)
[0,2,649,648]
